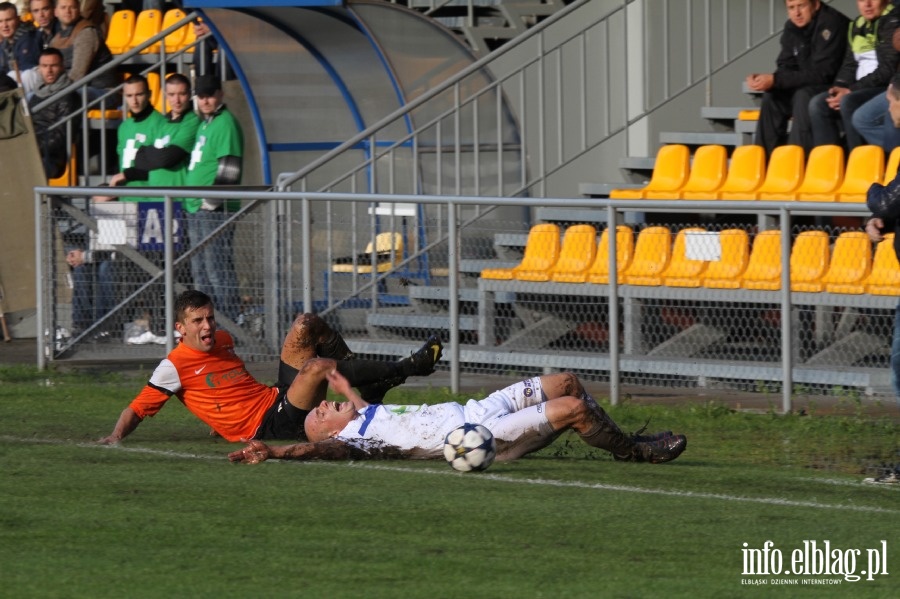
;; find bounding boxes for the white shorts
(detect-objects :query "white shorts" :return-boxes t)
[462,376,558,460]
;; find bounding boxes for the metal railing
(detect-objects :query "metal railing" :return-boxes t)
[36,185,891,413]
[33,10,214,185]
[275,1,790,315]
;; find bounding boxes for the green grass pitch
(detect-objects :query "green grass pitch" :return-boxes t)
[0,366,896,598]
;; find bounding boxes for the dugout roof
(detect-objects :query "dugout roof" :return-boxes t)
[184,0,520,190]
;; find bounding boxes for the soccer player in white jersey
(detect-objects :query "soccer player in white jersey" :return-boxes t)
[229,370,687,465]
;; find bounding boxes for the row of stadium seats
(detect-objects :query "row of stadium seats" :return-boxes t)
[106,9,196,56]
[480,223,900,294]
[609,143,897,202]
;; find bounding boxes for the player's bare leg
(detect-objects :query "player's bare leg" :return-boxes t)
[538,372,687,463]
[279,317,445,403]
[280,313,352,370]
[284,357,336,410]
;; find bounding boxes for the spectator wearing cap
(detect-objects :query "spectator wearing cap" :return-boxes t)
[182,74,243,321]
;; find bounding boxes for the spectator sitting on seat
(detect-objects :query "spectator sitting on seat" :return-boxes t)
[30,0,59,49]
[807,1,900,152]
[49,0,116,102]
[11,0,60,95]
[854,21,900,152]
[0,1,41,90]
[79,0,106,37]
[746,0,849,157]
[27,47,78,180]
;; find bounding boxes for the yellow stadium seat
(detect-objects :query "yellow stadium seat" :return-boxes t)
[331,232,403,274]
[883,147,900,184]
[87,83,124,121]
[863,233,900,295]
[713,145,766,200]
[87,106,123,121]
[820,231,872,294]
[786,145,845,201]
[676,145,728,200]
[480,224,560,280]
[701,229,750,289]
[789,230,830,292]
[812,145,884,203]
[161,9,188,53]
[586,226,634,284]
[49,147,77,187]
[741,230,782,290]
[180,17,198,53]
[130,9,163,54]
[752,145,805,200]
[620,226,672,286]
[662,228,708,287]
[738,109,760,121]
[609,145,689,199]
[106,9,136,54]
[147,72,163,113]
[547,225,598,283]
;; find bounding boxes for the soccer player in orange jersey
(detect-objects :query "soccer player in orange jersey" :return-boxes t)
[98,290,442,444]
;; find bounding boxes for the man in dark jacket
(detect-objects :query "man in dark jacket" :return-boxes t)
[746,0,850,157]
[27,47,79,179]
[807,1,900,153]
[0,1,41,77]
[865,72,900,406]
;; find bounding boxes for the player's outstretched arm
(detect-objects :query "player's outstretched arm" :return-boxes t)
[97,407,143,445]
[229,438,360,463]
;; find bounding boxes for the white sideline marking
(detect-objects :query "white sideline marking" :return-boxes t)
[4,435,897,514]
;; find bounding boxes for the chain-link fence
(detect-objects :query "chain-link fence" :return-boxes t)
[36,189,895,409]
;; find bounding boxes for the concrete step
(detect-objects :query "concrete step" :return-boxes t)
[618,156,655,173]
[408,285,515,304]
[658,131,743,146]
[578,182,642,197]
[460,258,520,274]
[492,231,529,250]
[535,207,609,223]
[367,311,479,331]
[700,106,757,121]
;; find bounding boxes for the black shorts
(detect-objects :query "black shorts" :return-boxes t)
[254,375,310,441]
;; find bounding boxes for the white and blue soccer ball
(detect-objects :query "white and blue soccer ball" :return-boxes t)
[443,423,496,472]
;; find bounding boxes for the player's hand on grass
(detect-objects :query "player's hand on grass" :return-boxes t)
[97,434,121,445]
[229,439,271,464]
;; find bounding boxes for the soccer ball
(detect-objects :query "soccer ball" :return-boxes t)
[443,423,496,472]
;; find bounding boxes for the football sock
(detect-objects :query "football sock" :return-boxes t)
[335,359,405,387]
[578,406,635,459]
[316,331,354,361]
